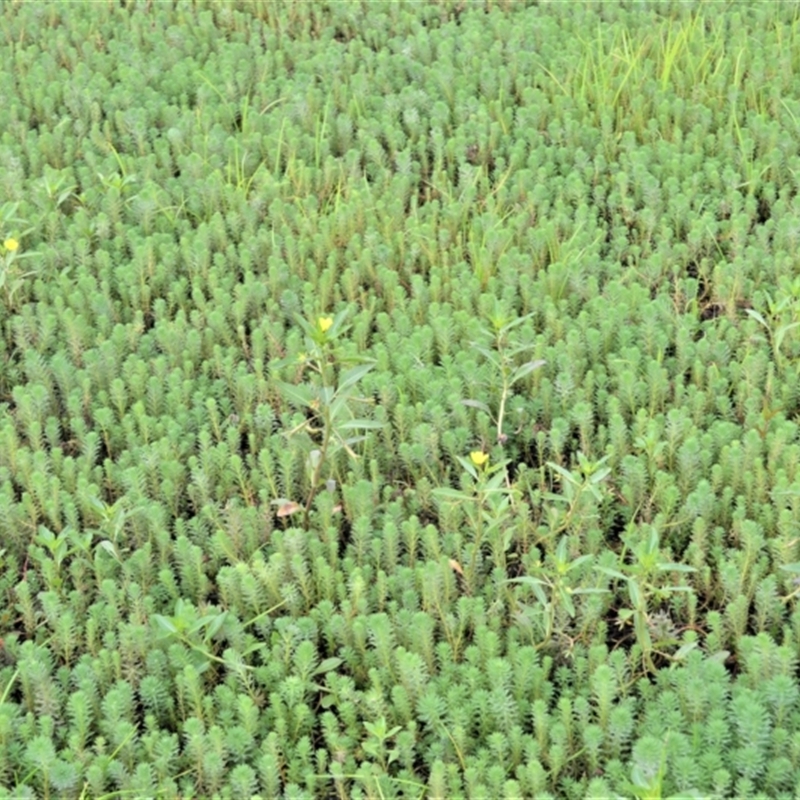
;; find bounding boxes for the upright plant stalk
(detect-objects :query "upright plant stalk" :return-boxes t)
[462,311,545,445]
[303,403,333,529]
[274,311,385,530]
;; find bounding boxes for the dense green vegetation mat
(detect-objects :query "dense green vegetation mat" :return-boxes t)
[5,0,800,797]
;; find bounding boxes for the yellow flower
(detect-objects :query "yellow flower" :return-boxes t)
[3,238,19,252]
[469,451,489,467]
[318,316,333,333]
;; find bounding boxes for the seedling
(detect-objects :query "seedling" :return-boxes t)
[745,283,800,371]
[461,310,545,445]
[273,309,385,527]
[434,451,521,590]
[597,527,696,674]
[506,536,610,649]
[0,202,37,310]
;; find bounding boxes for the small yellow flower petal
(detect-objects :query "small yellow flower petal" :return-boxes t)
[3,238,19,252]
[318,316,333,333]
[469,451,489,467]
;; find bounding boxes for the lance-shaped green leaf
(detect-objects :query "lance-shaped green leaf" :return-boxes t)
[557,585,576,617]
[313,657,343,676]
[671,641,699,662]
[596,566,631,583]
[455,455,479,480]
[460,398,491,415]
[191,612,227,639]
[328,386,355,418]
[340,435,367,457]
[745,307,769,330]
[433,487,474,502]
[275,380,315,410]
[485,468,510,493]
[511,359,546,385]
[337,362,375,393]
[341,435,368,447]
[656,562,696,573]
[627,577,643,608]
[548,462,581,486]
[775,321,800,353]
[572,587,612,598]
[506,576,549,606]
[335,418,386,431]
[472,343,500,365]
[153,614,179,635]
[560,554,594,575]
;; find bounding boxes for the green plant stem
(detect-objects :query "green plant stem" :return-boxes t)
[304,405,332,529]
[466,495,486,589]
[496,371,510,442]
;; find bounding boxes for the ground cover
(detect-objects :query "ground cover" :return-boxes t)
[2,1,800,797]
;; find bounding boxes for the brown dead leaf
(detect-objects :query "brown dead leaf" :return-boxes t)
[276,502,301,518]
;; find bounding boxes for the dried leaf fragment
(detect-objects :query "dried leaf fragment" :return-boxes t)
[276,501,301,518]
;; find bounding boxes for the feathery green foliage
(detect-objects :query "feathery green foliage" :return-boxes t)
[2,0,800,797]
